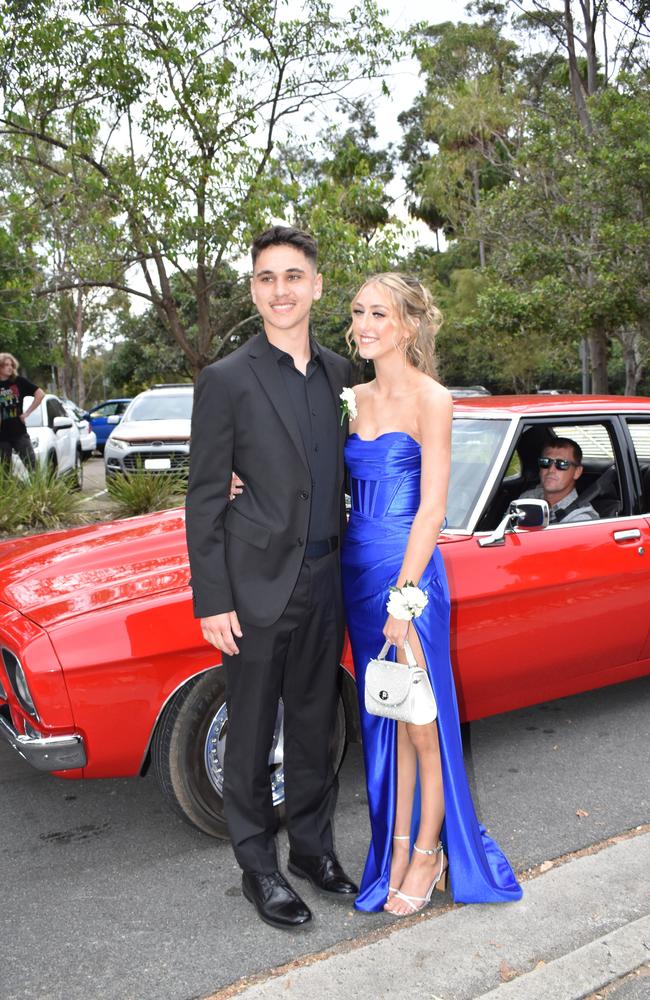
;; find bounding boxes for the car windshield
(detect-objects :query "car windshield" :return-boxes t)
[125,393,193,422]
[23,397,43,428]
[447,417,511,530]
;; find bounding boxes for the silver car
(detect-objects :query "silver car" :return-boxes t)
[104,384,193,479]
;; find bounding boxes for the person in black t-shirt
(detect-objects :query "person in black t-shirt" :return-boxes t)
[0,353,44,472]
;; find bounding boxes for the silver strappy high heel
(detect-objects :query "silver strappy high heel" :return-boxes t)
[392,842,448,914]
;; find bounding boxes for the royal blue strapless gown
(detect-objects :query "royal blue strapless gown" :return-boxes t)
[342,433,523,911]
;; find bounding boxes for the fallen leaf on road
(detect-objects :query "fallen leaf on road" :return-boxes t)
[499,960,518,982]
[534,960,546,969]
[576,808,589,818]
[539,860,553,872]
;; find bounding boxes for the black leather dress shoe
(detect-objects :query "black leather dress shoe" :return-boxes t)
[288,850,359,897]
[241,870,312,930]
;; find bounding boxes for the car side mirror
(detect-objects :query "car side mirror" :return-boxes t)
[52,416,74,431]
[478,498,549,548]
[106,414,121,424]
[511,498,549,529]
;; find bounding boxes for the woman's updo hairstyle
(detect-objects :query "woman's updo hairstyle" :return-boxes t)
[348,273,442,379]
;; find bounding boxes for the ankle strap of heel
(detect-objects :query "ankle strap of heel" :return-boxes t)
[413,841,443,856]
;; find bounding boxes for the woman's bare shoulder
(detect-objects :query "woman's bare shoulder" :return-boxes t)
[415,373,452,410]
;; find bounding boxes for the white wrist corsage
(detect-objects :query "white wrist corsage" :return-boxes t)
[386,582,428,621]
[339,386,358,426]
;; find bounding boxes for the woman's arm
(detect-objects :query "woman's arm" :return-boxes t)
[383,383,452,646]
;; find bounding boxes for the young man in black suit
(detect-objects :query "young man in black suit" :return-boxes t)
[185,226,357,929]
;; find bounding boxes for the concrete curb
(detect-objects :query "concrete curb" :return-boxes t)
[222,831,650,1000]
[478,915,650,1000]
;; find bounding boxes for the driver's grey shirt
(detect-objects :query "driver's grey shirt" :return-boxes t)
[519,486,599,523]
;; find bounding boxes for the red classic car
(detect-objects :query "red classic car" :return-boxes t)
[2,396,649,838]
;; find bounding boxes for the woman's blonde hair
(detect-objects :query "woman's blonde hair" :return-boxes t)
[347,273,442,379]
[0,353,18,378]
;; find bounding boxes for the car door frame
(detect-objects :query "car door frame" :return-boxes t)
[450,409,650,718]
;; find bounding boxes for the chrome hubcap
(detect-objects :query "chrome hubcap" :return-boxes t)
[204,699,286,806]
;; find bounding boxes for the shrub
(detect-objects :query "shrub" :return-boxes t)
[0,464,82,535]
[106,468,187,517]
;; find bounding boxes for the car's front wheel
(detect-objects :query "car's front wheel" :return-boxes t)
[152,666,347,839]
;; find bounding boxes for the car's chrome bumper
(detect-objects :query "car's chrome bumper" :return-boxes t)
[0,712,86,771]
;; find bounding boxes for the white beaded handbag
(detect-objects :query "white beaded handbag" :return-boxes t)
[364,639,437,725]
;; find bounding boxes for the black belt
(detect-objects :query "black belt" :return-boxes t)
[305,536,338,559]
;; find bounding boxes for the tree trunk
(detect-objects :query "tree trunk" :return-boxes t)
[617,327,643,396]
[588,328,609,393]
[472,163,486,267]
[75,287,85,406]
[564,0,593,134]
[58,299,72,400]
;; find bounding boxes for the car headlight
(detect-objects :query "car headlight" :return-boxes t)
[108,438,128,451]
[1,647,39,720]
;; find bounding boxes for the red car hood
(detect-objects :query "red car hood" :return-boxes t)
[0,513,468,630]
[0,509,190,628]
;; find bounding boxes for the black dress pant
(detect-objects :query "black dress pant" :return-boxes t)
[0,434,36,472]
[222,551,344,873]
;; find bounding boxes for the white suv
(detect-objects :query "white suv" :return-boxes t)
[104,384,193,480]
[17,394,83,487]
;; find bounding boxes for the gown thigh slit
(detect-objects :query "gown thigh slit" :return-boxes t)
[342,432,522,912]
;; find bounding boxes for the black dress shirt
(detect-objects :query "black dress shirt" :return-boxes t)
[267,338,339,543]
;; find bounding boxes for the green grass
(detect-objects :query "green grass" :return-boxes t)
[106,467,187,517]
[0,464,82,535]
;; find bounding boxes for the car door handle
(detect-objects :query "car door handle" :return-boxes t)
[613,529,641,542]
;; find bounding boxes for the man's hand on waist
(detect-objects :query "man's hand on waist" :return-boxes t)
[201,611,243,655]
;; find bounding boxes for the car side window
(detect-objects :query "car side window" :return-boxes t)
[548,422,622,520]
[92,403,118,418]
[625,420,650,514]
[46,398,66,425]
[480,419,624,531]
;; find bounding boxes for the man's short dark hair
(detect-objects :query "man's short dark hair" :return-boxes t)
[546,437,583,465]
[251,226,318,269]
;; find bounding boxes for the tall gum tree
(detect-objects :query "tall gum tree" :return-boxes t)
[400,2,649,393]
[510,0,650,390]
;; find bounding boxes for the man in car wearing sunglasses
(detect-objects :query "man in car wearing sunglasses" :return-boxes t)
[518,437,599,523]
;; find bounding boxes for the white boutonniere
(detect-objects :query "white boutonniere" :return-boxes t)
[386,582,429,621]
[339,387,358,426]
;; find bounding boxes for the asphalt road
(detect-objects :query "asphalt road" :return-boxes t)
[77,455,113,520]
[1,675,648,1000]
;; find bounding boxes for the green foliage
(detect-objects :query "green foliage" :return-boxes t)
[0,219,55,373]
[0,465,82,536]
[106,468,187,518]
[399,17,520,240]
[399,5,650,394]
[0,0,397,374]
[108,264,253,392]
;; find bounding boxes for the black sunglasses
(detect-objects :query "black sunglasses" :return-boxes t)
[538,456,578,471]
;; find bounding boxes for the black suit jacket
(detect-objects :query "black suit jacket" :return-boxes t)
[185,332,353,627]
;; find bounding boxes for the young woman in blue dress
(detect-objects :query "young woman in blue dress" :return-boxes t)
[342,273,522,914]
